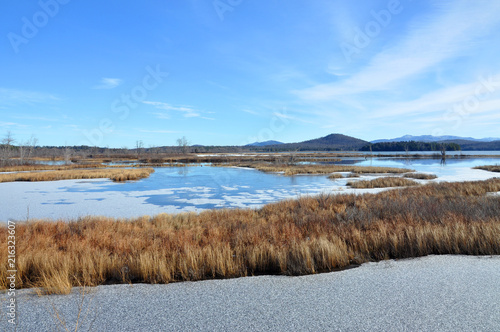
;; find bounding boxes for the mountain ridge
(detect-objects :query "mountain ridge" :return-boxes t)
[371,135,500,143]
[245,140,284,147]
[257,133,368,151]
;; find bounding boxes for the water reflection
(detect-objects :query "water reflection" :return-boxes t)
[177,166,190,176]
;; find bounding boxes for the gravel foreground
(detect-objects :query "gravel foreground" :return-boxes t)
[1,255,499,331]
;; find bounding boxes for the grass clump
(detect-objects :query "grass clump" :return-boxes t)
[0,164,107,172]
[346,172,360,178]
[223,162,411,176]
[1,178,500,294]
[403,173,438,180]
[347,177,420,188]
[327,173,344,180]
[474,165,500,172]
[0,168,154,183]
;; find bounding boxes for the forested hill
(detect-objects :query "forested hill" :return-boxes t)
[360,141,462,152]
[268,134,368,151]
[438,140,500,151]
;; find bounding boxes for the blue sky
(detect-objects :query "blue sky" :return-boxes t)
[2,0,500,147]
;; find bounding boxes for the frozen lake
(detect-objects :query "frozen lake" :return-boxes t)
[1,157,499,221]
[2,255,499,331]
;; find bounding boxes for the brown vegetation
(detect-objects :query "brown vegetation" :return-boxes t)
[221,162,412,176]
[0,164,108,172]
[403,173,438,180]
[1,179,500,294]
[474,165,500,172]
[0,168,155,183]
[347,177,420,188]
[327,173,344,180]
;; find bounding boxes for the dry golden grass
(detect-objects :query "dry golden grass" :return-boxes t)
[221,162,412,176]
[0,164,108,172]
[327,173,344,180]
[0,168,155,183]
[403,173,438,180]
[347,177,420,188]
[1,178,500,294]
[474,165,500,172]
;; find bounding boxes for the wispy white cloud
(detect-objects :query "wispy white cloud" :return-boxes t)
[370,73,500,119]
[0,88,59,105]
[242,109,260,116]
[65,124,81,130]
[295,1,500,100]
[273,111,315,124]
[143,101,211,119]
[92,78,123,90]
[0,121,30,129]
[0,121,19,127]
[137,129,179,134]
[12,115,61,122]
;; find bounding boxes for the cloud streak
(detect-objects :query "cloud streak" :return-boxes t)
[0,88,59,105]
[137,129,179,134]
[143,101,214,120]
[370,73,500,119]
[295,1,500,101]
[92,78,123,89]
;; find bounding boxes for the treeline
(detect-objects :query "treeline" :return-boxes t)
[444,140,500,151]
[360,141,461,152]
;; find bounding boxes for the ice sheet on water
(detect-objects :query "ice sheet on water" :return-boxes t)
[1,160,499,221]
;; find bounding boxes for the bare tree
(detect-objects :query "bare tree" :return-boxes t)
[26,135,38,161]
[19,144,25,165]
[64,146,73,165]
[287,149,299,166]
[2,131,14,146]
[136,140,144,159]
[176,136,190,155]
[104,145,111,159]
[17,135,38,165]
[1,131,15,165]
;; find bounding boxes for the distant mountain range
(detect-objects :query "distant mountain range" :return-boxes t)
[248,134,369,151]
[371,135,500,143]
[243,134,500,151]
[245,140,284,147]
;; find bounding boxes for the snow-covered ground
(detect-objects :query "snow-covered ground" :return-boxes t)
[2,255,499,331]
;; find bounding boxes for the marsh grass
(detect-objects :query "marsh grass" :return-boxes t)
[346,172,361,178]
[221,162,412,176]
[327,173,344,180]
[0,164,108,172]
[403,173,438,180]
[1,179,500,294]
[347,177,420,188]
[0,168,154,183]
[474,165,500,172]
